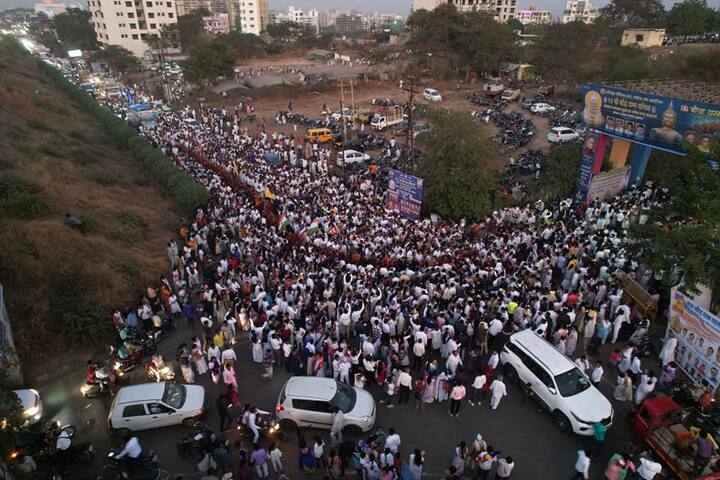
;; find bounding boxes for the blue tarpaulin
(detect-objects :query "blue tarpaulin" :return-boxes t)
[263,153,280,166]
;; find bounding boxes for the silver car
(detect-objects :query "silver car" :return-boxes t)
[276,378,376,434]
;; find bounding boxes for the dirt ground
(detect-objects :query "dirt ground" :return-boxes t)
[192,71,549,171]
[0,39,180,380]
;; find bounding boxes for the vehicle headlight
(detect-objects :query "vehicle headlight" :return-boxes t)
[161,367,171,375]
[24,406,39,417]
[570,412,590,425]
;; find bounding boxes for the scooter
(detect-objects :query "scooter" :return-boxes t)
[81,363,128,398]
[176,421,212,458]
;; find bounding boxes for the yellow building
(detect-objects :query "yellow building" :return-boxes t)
[620,29,666,49]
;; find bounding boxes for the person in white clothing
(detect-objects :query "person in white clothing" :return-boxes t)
[269,442,283,473]
[489,375,507,410]
[591,361,604,386]
[636,456,663,479]
[571,450,590,480]
[487,351,499,370]
[385,428,401,454]
[635,373,657,404]
[659,331,678,366]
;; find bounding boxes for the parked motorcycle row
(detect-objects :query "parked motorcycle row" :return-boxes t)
[467,94,536,148]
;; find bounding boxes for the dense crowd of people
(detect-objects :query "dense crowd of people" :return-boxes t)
[98,72,679,479]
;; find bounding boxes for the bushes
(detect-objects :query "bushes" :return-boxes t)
[31,48,209,212]
[0,172,52,219]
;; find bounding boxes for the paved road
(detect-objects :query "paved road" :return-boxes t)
[37,321,636,480]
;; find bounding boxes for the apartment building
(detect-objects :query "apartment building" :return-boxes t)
[561,0,598,23]
[34,2,83,18]
[413,0,516,22]
[203,12,229,33]
[229,0,268,34]
[335,13,363,33]
[175,0,211,16]
[517,5,551,24]
[411,0,443,11]
[88,0,178,58]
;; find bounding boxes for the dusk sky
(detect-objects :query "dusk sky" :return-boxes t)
[1,0,719,16]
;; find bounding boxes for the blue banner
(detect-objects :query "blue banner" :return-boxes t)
[580,83,719,159]
[387,169,423,220]
[572,133,600,206]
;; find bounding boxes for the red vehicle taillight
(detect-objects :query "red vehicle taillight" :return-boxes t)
[275,404,284,412]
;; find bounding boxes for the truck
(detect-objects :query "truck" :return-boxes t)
[501,89,521,102]
[483,83,505,98]
[370,105,404,131]
[632,397,720,480]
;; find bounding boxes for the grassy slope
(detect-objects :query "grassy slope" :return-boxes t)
[0,38,179,377]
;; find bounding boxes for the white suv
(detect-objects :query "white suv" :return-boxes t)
[530,102,556,114]
[276,378,376,434]
[547,127,579,143]
[500,330,613,435]
[108,383,206,433]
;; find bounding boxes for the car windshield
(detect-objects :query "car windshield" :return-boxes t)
[330,382,357,413]
[162,383,186,409]
[555,369,591,397]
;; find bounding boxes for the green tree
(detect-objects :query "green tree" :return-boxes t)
[417,111,497,221]
[629,141,720,295]
[223,31,268,58]
[91,45,140,73]
[666,0,720,35]
[183,37,234,84]
[406,3,465,55]
[599,0,666,28]
[265,21,315,41]
[0,369,23,459]
[54,8,97,51]
[455,12,516,77]
[531,22,605,83]
[177,8,210,51]
[522,144,582,202]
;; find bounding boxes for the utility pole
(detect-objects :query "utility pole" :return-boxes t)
[338,79,347,177]
[401,75,419,174]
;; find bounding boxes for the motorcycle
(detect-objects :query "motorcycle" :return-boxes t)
[177,421,212,458]
[81,362,128,398]
[236,412,285,442]
[106,447,168,480]
[145,359,175,383]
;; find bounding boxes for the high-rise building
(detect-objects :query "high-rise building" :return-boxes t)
[517,5,551,24]
[413,0,517,22]
[175,0,211,16]
[561,0,598,23]
[203,12,229,33]
[288,5,319,33]
[229,0,268,34]
[334,13,363,33]
[87,0,178,58]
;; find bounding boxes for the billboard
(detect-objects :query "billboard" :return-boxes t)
[387,169,423,219]
[581,83,719,159]
[668,289,720,391]
[587,167,629,202]
[572,133,600,205]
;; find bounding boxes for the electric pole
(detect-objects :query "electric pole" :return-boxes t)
[401,75,419,174]
[338,79,347,177]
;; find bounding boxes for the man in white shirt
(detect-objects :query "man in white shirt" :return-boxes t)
[637,456,662,479]
[489,375,507,410]
[572,450,590,480]
[591,361,604,386]
[446,350,462,376]
[397,369,413,404]
[412,340,426,370]
[385,428,401,454]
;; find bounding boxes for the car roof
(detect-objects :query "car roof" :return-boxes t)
[115,383,166,404]
[509,330,576,375]
[285,377,338,401]
[551,127,573,132]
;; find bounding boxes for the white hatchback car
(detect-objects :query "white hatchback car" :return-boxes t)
[547,127,580,143]
[423,88,442,102]
[331,108,353,121]
[337,149,371,166]
[530,102,556,114]
[13,389,43,426]
[500,330,613,436]
[108,383,206,433]
[276,378,376,434]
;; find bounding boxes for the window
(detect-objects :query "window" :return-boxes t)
[147,402,174,414]
[168,12,173,17]
[635,34,644,42]
[128,12,134,17]
[330,382,358,413]
[146,1,152,5]
[162,384,186,409]
[150,23,156,28]
[166,1,171,6]
[148,12,154,17]
[122,404,147,417]
[132,33,139,39]
[129,22,136,28]
[125,0,131,5]
[292,399,333,413]
[554,369,591,397]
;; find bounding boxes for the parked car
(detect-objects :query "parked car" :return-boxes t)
[530,103,556,114]
[337,149,371,166]
[521,97,536,109]
[107,383,206,433]
[547,127,580,143]
[500,330,613,436]
[13,389,43,426]
[423,88,442,102]
[501,89,521,102]
[276,377,376,434]
[331,108,353,121]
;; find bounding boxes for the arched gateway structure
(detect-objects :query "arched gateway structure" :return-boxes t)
[572,80,720,205]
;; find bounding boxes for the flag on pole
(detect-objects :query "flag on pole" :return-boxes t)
[278,214,290,230]
[300,218,319,237]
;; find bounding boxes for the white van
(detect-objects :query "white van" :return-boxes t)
[500,330,613,435]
